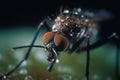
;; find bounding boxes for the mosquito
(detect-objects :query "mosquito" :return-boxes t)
[0,7,119,80]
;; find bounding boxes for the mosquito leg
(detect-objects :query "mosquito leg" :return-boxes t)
[47,59,56,72]
[0,21,44,79]
[24,22,44,60]
[85,35,90,80]
[115,35,120,80]
[52,48,59,63]
[0,59,24,79]
[79,33,117,52]
[47,48,59,72]
[67,37,86,53]
[13,45,46,50]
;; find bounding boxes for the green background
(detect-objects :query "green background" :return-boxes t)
[0,27,119,80]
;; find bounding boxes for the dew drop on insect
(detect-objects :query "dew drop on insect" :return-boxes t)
[56,59,59,63]
[77,8,81,12]
[19,68,28,74]
[63,9,69,14]
[112,32,116,36]
[81,15,84,18]
[25,75,33,80]
[85,19,89,22]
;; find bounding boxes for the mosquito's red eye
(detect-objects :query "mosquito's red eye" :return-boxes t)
[42,31,55,45]
[54,34,69,51]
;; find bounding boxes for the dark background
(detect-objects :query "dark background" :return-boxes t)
[0,0,119,36]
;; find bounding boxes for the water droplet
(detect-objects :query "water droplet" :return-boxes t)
[63,74,72,80]
[56,59,59,63]
[19,68,27,74]
[77,8,82,12]
[3,75,7,79]
[21,61,27,66]
[8,64,15,70]
[63,9,69,14]
[25,75,33,80]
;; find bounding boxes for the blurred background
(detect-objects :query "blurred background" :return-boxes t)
[0,0,119,35]
[0,0,120,80]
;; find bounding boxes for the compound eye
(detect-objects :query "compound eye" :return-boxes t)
[54,34,69,51]
[42,31,55,45]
